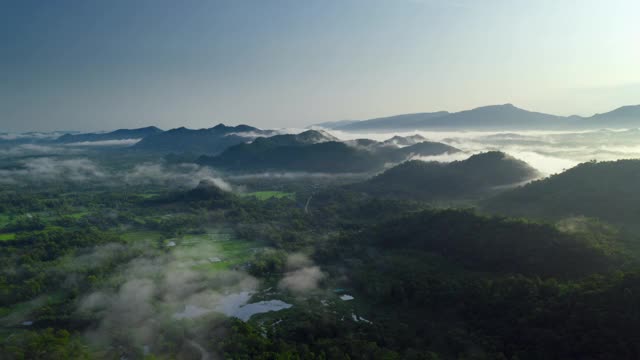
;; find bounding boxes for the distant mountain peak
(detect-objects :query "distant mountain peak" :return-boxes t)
[137,126,162,131]
[209,124,261,135]
[233,124,259,132]
[132,124,274,155]
[295,129,339,143]
[467,103,528,112]
[383,134,427,146]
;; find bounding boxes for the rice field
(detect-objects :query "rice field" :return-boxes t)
[243,191,295,201]
[120,230,164,242]
[177,230,263,272]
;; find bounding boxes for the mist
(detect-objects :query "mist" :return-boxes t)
[0,156,233,192]
[278,253,325,295]
[65,139,142,147]
[323,128,640,176]
[124,163,233,191]
[72,241,257,358]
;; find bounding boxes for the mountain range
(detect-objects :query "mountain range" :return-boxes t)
[131,124,277,155]
[22,103,640,154]
[43,124,277,155]
[315,104,640,131]
[53,126,162,143]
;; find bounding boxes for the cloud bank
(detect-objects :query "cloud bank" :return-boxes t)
[77,241,258,357]
[0,157,233,191]
[325,128,640,176]
[65,139,141,147]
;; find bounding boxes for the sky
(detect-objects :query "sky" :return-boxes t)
[1,0,639,132]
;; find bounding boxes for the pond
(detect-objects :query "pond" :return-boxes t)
[173,291,292,321]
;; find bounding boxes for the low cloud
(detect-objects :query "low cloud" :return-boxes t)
[0,144,75,157]
[65,139,141,147]
[326,128,640,176]
[77,242,258,356]
[0,157,106,184]
[410,151,473,163]
[0,157,233,192]
[124,163,233,191]
[505,151,578,176]
[278,253,325,294]
[225,131,272,139]
[0,132,66,141]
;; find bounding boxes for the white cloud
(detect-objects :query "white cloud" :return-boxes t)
[65,139,141,147]
[124,163,232,191]
[278,254,325,294]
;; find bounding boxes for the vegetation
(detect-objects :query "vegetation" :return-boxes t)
[349,151,538,200]
[243,191,295,201]
[132,124,275,155]
[198,130,459,173]
[2,146,640,359]
[484,159,640,228]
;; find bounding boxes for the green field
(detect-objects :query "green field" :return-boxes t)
[137,193,159,199]
[120,230,164,242]
[118,228,261,271]
[67,211,89,219]
[175,230,263,271]
[0,233,16,241]
[243,191,295,201]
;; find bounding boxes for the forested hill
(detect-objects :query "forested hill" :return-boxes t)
[308,207,634,359]
[348,151,539,200]
[484,159,640,227]
[323,208,620,278]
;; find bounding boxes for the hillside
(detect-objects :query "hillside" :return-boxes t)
[582,105,640,128]
[349,151,539,200]
[54,126,162,144]
[361,209,617,278]
[484,159,640,227]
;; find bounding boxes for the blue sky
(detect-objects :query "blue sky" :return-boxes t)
[1,0,639,131]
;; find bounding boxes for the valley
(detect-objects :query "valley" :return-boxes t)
[3,125,640,359]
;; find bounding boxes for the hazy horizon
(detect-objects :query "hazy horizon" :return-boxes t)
[2,0,639,132]
[2,102,640,134]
